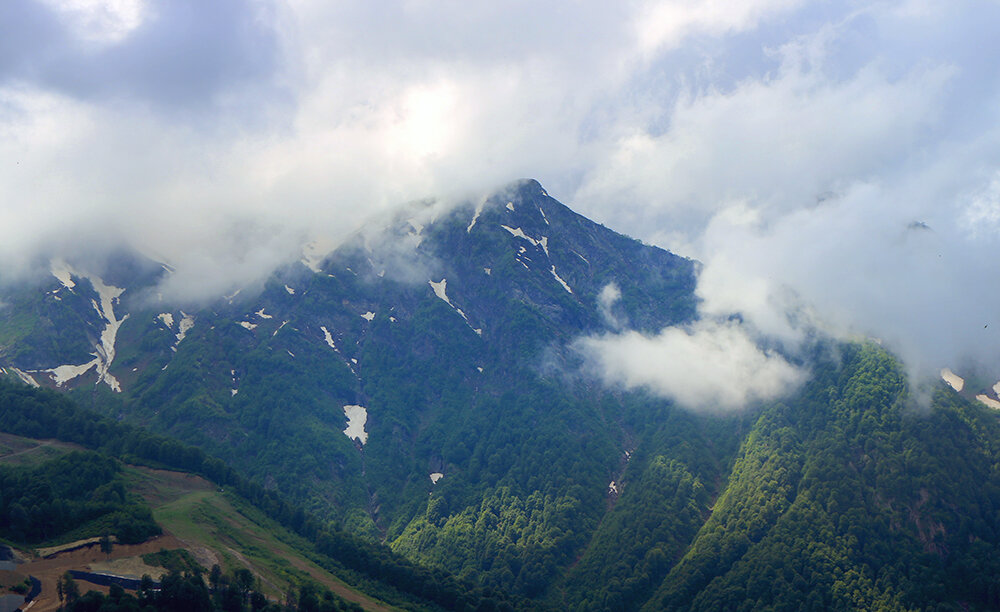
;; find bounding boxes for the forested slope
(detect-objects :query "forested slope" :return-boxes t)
[2,181,1000,609]
[0,380,522,611]
[645,343,1000,611]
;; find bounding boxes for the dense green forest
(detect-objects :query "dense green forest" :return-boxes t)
[6,339,1000,611]
[0,450,159,544]
[9,337,1000,611]
[644,343,1000,611]
[3,184,1000,609]
[0,380,520,611]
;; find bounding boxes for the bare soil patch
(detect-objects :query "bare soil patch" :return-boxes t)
[12,535,185,612]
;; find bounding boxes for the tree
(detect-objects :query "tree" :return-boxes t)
[60,572,80,605]
[209,564,223,591]
[100,534,113,559]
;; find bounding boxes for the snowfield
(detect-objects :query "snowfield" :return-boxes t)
[343,405,369,445]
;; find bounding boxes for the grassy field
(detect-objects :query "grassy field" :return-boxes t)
[0,432,76,467]
[0,433,396,612]
[126,466,396,611]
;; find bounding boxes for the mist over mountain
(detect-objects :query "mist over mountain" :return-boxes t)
[3,1,1000,609]
[3,181,1000,610]
[2,1,1000,378]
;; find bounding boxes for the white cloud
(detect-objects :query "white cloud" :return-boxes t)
[692,177,1000,378]
[574,45,955,235]
[597,282,624,329]
[634,0,803,56]
[575,320,805,411]
[38,0,148,44]
[1,0,999,379]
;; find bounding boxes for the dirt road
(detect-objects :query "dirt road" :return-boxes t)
[12,535,186,612]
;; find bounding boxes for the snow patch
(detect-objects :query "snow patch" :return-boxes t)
[343,405,368,445]
[273,320,289,337]
[158,313,174,328]
[501,224,531,242]
[284,285,295,295]
[406,219,426,246]
[286,350,295,358]
[321,326,337,350]
[506,201,515,211]
[976,395,1000,410]
[430,473,443,484]
[550,266,573,293]
[231,389,238,397]
[539,207,550,225]
[993,381,1000,397]
[474,328,482,336]
[467,202,484,233]
[88,275,128,392]
[501,225,549,257]
[224,288,242,303]
[50,259,76,290]
[321,326,358,376]
[429,279,451,305]
[301,240,332,273]
[44,362,97,386]
[429,279,476,329]
[239,321,257,331]
[484,267,491,275]
[477,366,483,373]
[36,271,129,392]
[255,308,273,319]
[609,481,618,495]
[175,312,194,346]
[941,368,964,392]
[389,316,397,322]
[361,311,375,321]
[12,368,39,387]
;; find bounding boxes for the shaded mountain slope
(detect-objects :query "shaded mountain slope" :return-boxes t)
[3,181,1000,609]
[645,343,1000,611]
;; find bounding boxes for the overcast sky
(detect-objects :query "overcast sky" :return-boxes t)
[2,0,999,399]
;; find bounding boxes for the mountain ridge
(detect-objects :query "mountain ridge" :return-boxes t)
[3,180,1000,609]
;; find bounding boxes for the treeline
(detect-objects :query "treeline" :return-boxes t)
[0,380,519,611]
[0,450,160,544]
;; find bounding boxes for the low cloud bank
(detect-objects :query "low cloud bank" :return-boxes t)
[575,319,806,411]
